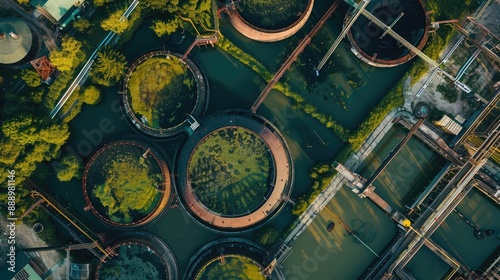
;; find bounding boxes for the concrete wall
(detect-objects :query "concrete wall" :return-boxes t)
[228,0,314,42]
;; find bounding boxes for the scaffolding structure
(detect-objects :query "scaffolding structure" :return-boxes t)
[30,56,56,81]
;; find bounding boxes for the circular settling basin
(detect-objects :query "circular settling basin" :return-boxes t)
[196,255,265,280]
[82,140,170,227]
[122,51,207,137]
[177,112,292,232]
[347,0,428,67]
[95,235,177,280]
[189,127,273,215]
[237,0,307,30]
[184,238,281,280]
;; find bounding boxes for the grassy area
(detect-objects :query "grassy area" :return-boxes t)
[90,148,162,223]
[98,244,166,279]
[238,0,307,29]
[189,127,271,215]
[196,255,265,280]
[127,57,196,128]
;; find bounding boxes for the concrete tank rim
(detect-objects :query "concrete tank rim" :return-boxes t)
[226,0,314,42]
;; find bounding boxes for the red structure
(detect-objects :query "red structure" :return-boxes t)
[30,56,55,80]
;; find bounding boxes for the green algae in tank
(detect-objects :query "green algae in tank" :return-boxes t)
[127,57,197,129]
[89,145,162,223]
[196,255,265,280]
[189,127,272,215]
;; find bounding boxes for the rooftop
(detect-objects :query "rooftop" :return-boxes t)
[30,0,80,21]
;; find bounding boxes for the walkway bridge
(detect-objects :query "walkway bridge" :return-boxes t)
[333,162,407,223]
[365,120,500,280]
[23,180,109,261]
[181,34,219,60]
[364,118,425,188]
[433,17,500,65]
[180,0,220,60]
[316,0,371,71]
[317,0,437,73]
[398,117,464,166]
[250,0,342,113]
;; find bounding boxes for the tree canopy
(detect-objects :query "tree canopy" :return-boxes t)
[91,48,127,87]
[144,0,213,37]
[21,69,41,88]
[101,9,130,34]
[73,18,91,33]
[0,115,70,185]
[150,19,181,37]
[55,155,82,182]
[83,86,101,105]
[49,36,85,72]
[255,225,280,246]
[92,0,116,7]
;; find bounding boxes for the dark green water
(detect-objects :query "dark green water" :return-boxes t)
[431,189,500,270]
[356,124,448,210]
[404,188,500,279]
[281,125,448,279]
[42,1,499,279]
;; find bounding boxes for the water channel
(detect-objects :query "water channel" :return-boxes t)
[281,124,447,279]
[42,0,499,278]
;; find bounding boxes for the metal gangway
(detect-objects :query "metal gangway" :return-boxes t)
[317,0,440,75]
[49,0,140,119]
[316,0,371,72]
[250,0,342,112]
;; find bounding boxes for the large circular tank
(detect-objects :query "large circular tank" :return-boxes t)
[176,111,293,233]
[95,232,178,279]
[184,238,285,280]
[0,17,36,65]
[82,139,172,228]
[346,0,429,67]
[121,50,209,137]
[226,0,314,42]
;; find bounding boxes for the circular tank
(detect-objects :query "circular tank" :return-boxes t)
[346,0,429,67]
[0,17,36,65]
[82,139,172,228]
[226,0,314,42]
[184,238,285,280]
[95,232,178,279]
[121,50,209,137]
[176,111,293,233]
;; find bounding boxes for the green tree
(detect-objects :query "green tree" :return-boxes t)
[255,225,280,246]
[49,36,84,71]
[73,18,91,32]
[101,10,129,34]
[55,155,82,182]
[90,47,127,86]
[82,86,101,105]
[92,0,116,6]
[0,114,70,185]
[141,0,212,32]
[141,0,178,11]
[21,69,41,87]
[150,19,181,37]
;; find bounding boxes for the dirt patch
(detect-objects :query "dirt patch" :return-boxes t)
[0,215,66,279]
